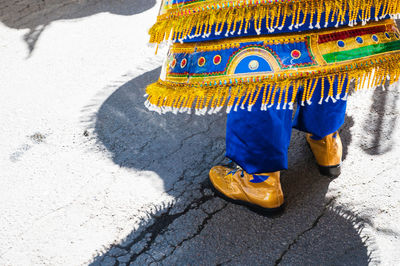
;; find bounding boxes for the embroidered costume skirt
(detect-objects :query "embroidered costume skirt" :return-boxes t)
[145,0,400,115]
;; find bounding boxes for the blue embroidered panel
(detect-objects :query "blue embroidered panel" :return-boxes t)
[172,53,189,74]
[169,40,316,76]
[234,55,272,74]
[266,42,314,67]
[188,48,237,75]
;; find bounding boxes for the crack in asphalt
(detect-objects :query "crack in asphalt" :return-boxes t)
[216,220,277,266]
[165,168,201,196]
[114,185,218,264]
[88,101,227,265]
[116,126,226,263]
[97,145,226,264]
[113,118,226,262]
[159,115,224,161]
[274,198,335,265]
[153,202,228,264]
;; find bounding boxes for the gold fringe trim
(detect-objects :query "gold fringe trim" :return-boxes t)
[169,19,395,54]
[145,53,400,114]
[150,0,400,44]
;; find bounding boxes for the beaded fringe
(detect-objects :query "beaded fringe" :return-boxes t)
[150,0,400,44]
[145,53,400,115]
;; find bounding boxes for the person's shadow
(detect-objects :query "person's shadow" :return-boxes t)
[360,84,399,155]
[86,67,379,265]
[1,0,156,55]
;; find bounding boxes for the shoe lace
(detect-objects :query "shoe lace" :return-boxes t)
[227,165,245,179]
[225,166,245,191]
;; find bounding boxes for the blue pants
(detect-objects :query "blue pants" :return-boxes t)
[226,80,347,174]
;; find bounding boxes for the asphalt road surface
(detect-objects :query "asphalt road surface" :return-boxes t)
[1,1,399,265]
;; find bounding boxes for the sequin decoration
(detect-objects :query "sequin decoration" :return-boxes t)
[213,55,222,65]
[180,58,187,68]
[248,60,259,71]
[171,58,176,68]
[291,50,301,59]
[198,57,206,67]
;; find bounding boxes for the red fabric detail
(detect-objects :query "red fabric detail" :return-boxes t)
[213,55,221,65]
[291,50,301,58]
[198,57,205,66]
[181,58,187,68]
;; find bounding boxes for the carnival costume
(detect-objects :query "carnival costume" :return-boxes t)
[146,0,400,212]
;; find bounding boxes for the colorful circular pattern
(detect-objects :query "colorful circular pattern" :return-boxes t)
[171,58,176,68]
[180,58,187,68]
[385,32,391,39]
[248,60,259,71]
[213,55,222,65]
[198,57,206,67]
[371,34,379,43]
[356,36,364,44]
[291,50,301,59]
[337,40,345,48]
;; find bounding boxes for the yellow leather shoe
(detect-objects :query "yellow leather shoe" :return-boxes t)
[306,131,342,177]
[209,165,284,213]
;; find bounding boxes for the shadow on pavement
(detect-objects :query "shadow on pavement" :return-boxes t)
[0,0,156,55]
[361,85,399,155]
[86,68,377,265]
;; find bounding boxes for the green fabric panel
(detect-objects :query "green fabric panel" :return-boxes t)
[323,40,400,63]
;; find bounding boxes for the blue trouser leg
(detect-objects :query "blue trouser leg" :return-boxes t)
[226,95,293,174]
[292,78,348,140]
[226,79,348,174]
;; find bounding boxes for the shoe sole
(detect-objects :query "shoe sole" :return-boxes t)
[306,142,342,178]
[208,179,285,216]
[318,164,341,177]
